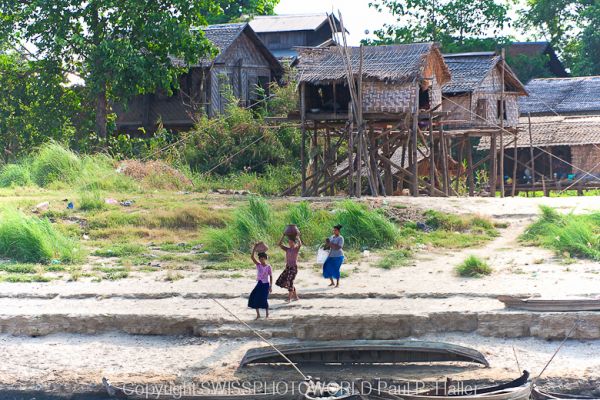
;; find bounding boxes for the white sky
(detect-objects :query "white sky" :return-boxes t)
[274,0,528,45]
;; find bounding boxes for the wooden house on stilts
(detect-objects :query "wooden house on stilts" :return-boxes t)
[289,43,451,197]
[442,52,527,196]
[116,23,282,134]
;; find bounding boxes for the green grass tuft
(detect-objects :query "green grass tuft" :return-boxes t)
[79,190,107,211]
[376,249,412,269]
[0,209,82,264]
[456,255,492,277]
[334,201,399,249]
[521,206,600,261]
[30,142,82,187]
[93,243,146,258]
[0,164,32,187]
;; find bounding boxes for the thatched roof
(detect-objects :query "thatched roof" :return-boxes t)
[171,23,282,74]
[442,52,527,95]
[295,43,451,85]
[478,115,600,149]
[520,76,600,115]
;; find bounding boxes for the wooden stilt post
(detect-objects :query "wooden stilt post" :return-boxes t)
[300,83,307,197]
[311,124,319,196]
[499,48,506,198]
[511,131,518,197]
[466,134,475,196]
[456,136,465,194]
[411,84,419,197]
[440,124,449,196]
[355,112,362,198]
[528,113,536,185]
[347,107,354,197]
[429,112,436,195]
[490,132,497,197]
[384,132,393,195]
[548,146,554,180]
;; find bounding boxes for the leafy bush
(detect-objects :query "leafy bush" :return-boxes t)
[456,255,492,277]
[0,164,32,187]
[30,142,82,187]
[522,206,600,260]
[0,208,82,263]
[334,201,399,249]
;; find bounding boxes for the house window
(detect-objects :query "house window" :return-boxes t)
[476,99,488,121]
[497,100,507,120]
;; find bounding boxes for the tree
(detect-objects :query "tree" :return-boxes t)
[520,0,600,75]
[368,0,512,49]
[207,0,280,24]
[0,52,81,160]
[0,1,219,140]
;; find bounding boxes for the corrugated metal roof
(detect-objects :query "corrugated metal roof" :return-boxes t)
[520,76,600,115]
[478,115,600,149]
[295,43,450,85]
[250,13,331,33]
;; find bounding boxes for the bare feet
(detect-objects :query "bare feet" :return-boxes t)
[328,282,335,286]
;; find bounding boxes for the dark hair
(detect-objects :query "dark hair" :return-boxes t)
[257,252,268,259]
[333,225,343,230]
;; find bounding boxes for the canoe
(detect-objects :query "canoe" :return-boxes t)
[102,377,289,399]
[497,296,600,312]
[532,385,600,400]
[240,340,489,367]
[374,371,531,400]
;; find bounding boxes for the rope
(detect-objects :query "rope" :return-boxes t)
[209,297,309,381]
[535,320,578,382]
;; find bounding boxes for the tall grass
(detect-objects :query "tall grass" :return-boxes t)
[0,164,32,187]
[522,206,600,260]
[286,202,332,245]
[206,197,275,255]
[334,201,399,249]
[0,208,82,263]
[30,142,82,187]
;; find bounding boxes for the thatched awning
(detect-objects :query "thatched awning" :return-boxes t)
[478,115,600,149]
[295,43,450,86]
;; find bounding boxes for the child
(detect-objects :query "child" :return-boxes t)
[276,234,302,302]
[249,244,273,319]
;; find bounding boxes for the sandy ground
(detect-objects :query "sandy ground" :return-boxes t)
[1,195,600,395]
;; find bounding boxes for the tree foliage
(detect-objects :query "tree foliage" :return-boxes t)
[0,52,81,161]
[520,0,600,75]
[207,0,280,24]
[0,0,219,139]
[368,0,512,50]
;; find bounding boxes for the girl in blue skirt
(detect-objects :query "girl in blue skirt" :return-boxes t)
[323,225,345,288]
[249,245,273,319]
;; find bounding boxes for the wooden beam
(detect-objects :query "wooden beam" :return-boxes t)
[466,134,475,196]
[411,83,419,196]
[378,154,447,197]
[300,83,307,197]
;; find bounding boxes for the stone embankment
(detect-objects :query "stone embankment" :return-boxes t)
[0,292,598,341]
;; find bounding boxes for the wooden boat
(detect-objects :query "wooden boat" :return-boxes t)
[532,385,600,400]
[102,377,289,399]
[497,296,600,312]
[373,371,531,400]
[241,340,490,367]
